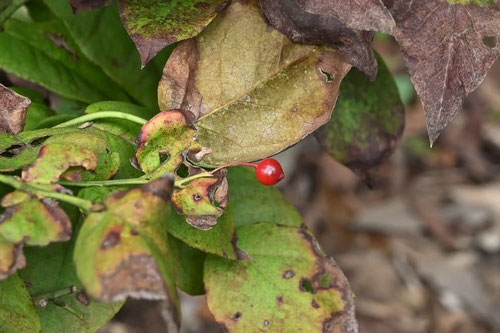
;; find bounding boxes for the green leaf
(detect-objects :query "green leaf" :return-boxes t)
[74,177,180,328]
[227,166,302,228]
[0,147,41,173]
[0,196,72,279]
[43,0,170,109]
[0,19,130,104]
[166,205,237,259]
[134,110,201,179]
[18,242,122,332]
[0,275,41,333]
[317,54,405,175]
[168,235,206,296]
[205,223,357,332]
[24,102,57,131]
[43,128,141,180]
[158,0,351,166]
[118,0,228,66]
[85,101,155,142]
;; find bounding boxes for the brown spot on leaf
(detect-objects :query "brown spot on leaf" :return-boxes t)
[99,254,166,302]
[45,33,79,61]
[194,2,211,9]
[101,227,122,250]
[232,312,242,321]
[283,270,295,279]
[276,296,284,306]
[0,83,30,135]
[76,291,91,306]
[312,300,320,309]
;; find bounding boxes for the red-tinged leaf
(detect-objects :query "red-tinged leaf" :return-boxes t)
[260,0,378,79]
[384,0,500,143]
[134,110,201,179]
[297,0,395,34]
[0,197,72,280]
[172,170,228,230]
[0,84,31,135]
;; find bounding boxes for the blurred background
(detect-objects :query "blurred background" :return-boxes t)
[2,33,499,333]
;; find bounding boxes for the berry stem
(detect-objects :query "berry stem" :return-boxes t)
[211,162,257,174]
[53,111,148,128]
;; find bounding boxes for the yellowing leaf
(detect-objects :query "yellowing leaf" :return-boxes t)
[74,176,180,328]
[158,0,351,166]
[205,223,357,332]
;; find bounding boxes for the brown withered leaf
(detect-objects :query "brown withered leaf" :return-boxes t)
[69,0,112,13]
[171,170,228,230]
[384,0,500,143]
[0,84,31,135]
[74,176,181,330]
[297,0,395,34]
[260,0,377,79]
[158,0,351,166]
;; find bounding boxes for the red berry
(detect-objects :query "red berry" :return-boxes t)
[255,158,285,186]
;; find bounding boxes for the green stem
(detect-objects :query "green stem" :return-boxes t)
[59,178,150,187]
[33,286,79,308]
[59,172,216,189]
[0,174,93,212]
[53,111,148,128]
[175,172,213,188]
[0,0,28,27]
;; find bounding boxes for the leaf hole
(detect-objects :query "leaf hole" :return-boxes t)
[193,194,203,201]
[300,279,315,294]
[263,319,270,327]
[159,152,170,164]
[320,68,335,82]
[232,312,242,321]
[482,36,497,48]
[176,164,189,177]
